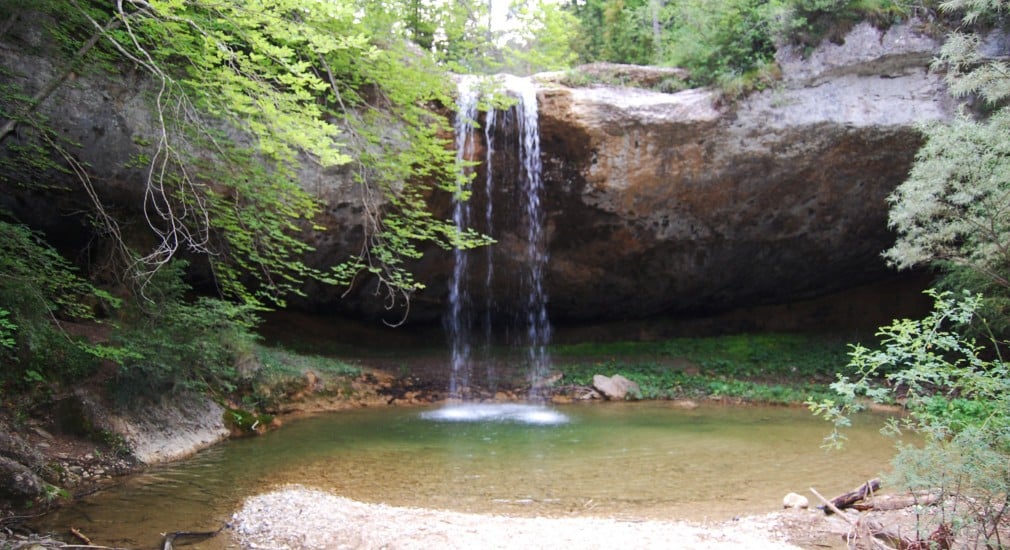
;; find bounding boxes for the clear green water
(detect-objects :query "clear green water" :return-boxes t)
[34,402,898,549]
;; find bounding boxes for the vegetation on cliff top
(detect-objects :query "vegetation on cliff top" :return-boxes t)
[565,0,930,91]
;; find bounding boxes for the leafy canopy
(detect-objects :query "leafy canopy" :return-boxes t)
[3,0,493,312]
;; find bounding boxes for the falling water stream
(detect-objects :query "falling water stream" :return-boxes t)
[446,77,480,400]
[442,75,554,418]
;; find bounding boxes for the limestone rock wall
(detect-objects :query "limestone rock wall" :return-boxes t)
[0,17,952,324]
[518,20,951,322]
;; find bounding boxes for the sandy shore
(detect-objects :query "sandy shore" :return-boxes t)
[230,486,834,549]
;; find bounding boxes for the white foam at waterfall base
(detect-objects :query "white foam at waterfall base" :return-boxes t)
[420,403,569,425]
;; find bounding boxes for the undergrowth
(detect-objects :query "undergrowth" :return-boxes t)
[254,345,362,378]
[553,333,854,404]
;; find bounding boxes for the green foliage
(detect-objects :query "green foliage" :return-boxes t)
[0,308,16,350]
[939,0,1010,27]
[659,0,777,89]
[499,1,582,74]
[886,111,1010,290]
[554,333,851,403]
[886,0,1010,336]
[0,218,113,322]
[254,346,362,379]
[359,0,579,75]
[765,0,915,49]
[810,290,1010,546]
[223,405,275,434]
[559,358,835,403]
[568,0,660,65]
[0,217,114,390]
[555,332,851,378]
[240,345,364,409]
[4,0,493,313]
[110,262,258,400]
[566,0,922,90]
[837,4,1010,541]
[934,261,1010,336]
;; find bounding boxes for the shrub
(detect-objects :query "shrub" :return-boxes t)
[110,262,258,401]
[0,218,114,392]
[811,289,1010,547]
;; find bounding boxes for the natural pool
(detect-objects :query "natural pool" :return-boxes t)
[34,402,899,549]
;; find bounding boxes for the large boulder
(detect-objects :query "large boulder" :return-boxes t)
[0,457,43,501]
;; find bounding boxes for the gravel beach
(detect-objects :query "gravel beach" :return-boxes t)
[231,486,815,549]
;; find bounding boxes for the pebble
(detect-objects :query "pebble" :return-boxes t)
[232,486,804,550]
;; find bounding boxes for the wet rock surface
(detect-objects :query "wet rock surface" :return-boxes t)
[523,20,951,323]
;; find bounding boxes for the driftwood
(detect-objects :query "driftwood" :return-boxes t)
[69,527,91,545]
[160,525,226,550]
[851,492,940,512]
[810,487,897,550]
[861,518,953,550]
[812,484,952,550]
[822,478,881,515]
[6,538,126,550]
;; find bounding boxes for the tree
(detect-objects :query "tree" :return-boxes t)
[811,290,1010,547]
[810,2,1010,545]
[656,0,776,88]
[0,0,488,313]
[884,0,1010,329]
[498,0,581,74]
[361,0,500,72]
[566,0,657,65]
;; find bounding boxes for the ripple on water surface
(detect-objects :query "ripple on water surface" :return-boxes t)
[420,403,569,425]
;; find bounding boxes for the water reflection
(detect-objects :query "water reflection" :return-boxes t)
[33,403,900,549]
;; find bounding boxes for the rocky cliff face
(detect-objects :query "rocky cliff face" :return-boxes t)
[519,21,951,323]
[1,19,951,325]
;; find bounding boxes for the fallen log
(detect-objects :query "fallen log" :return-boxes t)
[822,479,881,515]
[851,492,940,512]
[810,488,896,550]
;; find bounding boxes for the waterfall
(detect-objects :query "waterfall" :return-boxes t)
[513,78,552,401]
[446,77,480,401]
[445,75,553,403]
